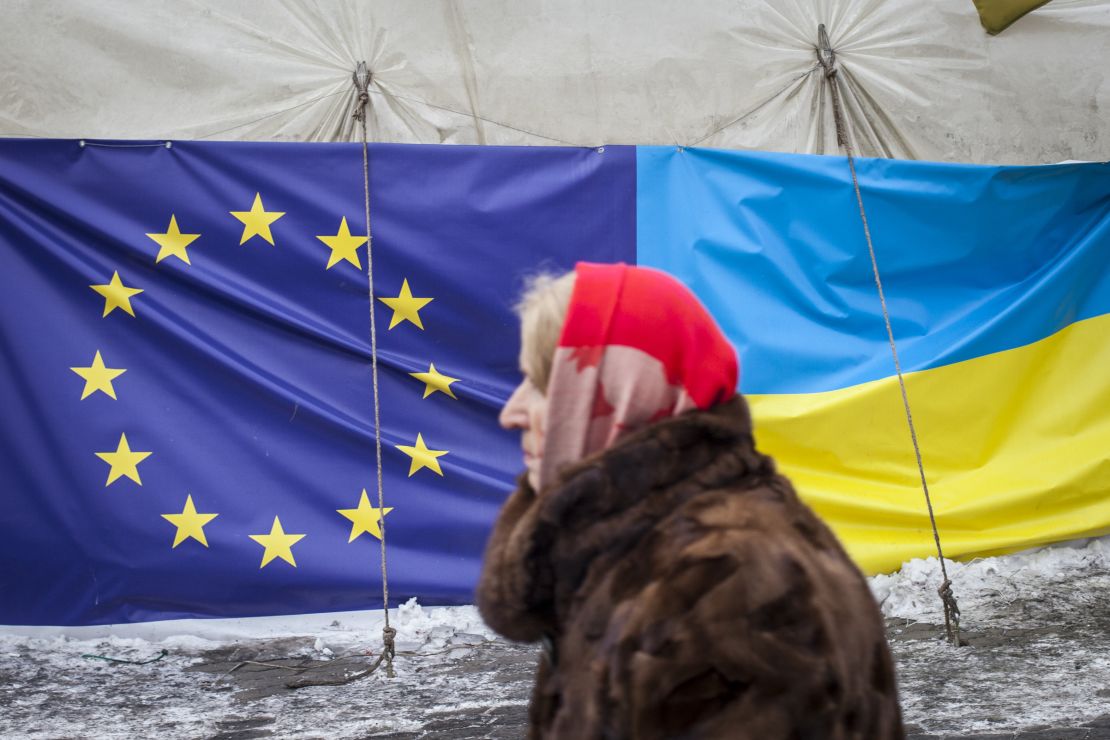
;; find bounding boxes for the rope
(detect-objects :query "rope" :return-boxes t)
[78,141,170,149]
[353,61,397,678]
[285,650,390,689]
[253,639,503,689]
[82,649,168,665]
[815,25,963,646]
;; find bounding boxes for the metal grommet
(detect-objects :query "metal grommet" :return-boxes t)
[165,141,173,149]
[597,146,605,154]
[79,140,86,148]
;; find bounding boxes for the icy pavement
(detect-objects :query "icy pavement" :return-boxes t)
[876,536,1110,738]
[0,601,535,739]
[1,538,1108,739]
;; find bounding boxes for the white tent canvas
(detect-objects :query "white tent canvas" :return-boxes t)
[3,0,1107,163]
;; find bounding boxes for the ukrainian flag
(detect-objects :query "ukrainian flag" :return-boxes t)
[638,146,1110,574]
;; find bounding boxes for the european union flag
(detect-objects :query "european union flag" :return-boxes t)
[0,139,635,626]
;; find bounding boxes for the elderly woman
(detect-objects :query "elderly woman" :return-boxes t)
[477,262,903,739]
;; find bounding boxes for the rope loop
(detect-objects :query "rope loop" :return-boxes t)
[353,92,370,121]
[382,626,397,661]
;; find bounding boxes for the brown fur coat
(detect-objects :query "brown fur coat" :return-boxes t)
[477,395,903,739]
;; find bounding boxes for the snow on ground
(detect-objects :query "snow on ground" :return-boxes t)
[0,600,532,739]
[872,536,1110,627]
[875,536,1110,734]
[2,539,1109,738]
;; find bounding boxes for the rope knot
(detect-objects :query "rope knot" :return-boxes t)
[381,625,397,678]
[936,578,952,599]
[937,578,964,645]
[353,91,370,122]
[937,578,961,617]
[352,61,372,122]
[816,23,837,78]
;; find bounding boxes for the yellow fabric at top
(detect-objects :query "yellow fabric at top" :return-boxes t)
[748,312,1110,576]
[972,0,1052,35]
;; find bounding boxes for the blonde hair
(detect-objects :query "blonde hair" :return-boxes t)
[516,270,576,392]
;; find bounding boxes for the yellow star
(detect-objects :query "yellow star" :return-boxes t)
[395,433,448,477]
[161,494,219,548]
[90,271,143,318]
[409,363,459,400]
[249,516,306,568]
[316,217,368,269]
[337,489,394,542]
[94,433,152,486]
[378,279,433,330]
[230,193,285,246]
[70,350,126,400]
[147,214,200,265]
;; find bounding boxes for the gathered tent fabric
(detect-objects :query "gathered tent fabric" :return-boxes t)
[2,0,1108,163]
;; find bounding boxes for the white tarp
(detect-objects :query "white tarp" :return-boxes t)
[2,0,1108,163]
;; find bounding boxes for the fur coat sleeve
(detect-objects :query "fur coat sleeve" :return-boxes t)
[475,479,556,643]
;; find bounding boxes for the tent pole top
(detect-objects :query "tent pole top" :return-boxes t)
[353,61,371,93]
[816,24,836,77]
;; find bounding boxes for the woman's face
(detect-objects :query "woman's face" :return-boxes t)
[499,375,548,490]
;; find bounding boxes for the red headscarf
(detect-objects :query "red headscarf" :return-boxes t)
[538,262,739,489]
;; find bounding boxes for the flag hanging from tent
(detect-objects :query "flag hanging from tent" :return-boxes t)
[1,138,1107,626]
[637,147,1110,574]
[0,139,634,626]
